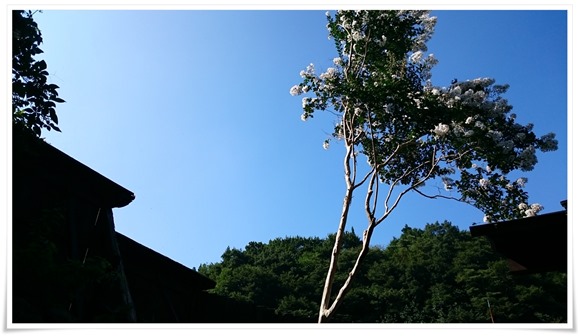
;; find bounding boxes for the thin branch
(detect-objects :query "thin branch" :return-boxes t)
[353,166,375,189]
[364,169,378,220]
[378,146,443,226]
[412,187,465,202]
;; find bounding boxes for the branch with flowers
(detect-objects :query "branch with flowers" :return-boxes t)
[290,10,558,322]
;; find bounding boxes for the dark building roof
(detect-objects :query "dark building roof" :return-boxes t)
[470,209,567,274]
[116,232,216,291]
[13,131,135,208]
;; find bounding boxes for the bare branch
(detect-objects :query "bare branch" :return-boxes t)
[353,166,375,189]
[412,187,464,202]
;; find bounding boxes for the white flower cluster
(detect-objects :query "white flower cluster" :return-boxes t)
[319,67,338,81]
[299,63,316,78]
[434,79,497,111]
[351,30,364,41]
[410,51,423,64]
[290,85,301,96]
[479,178,490,189]
[518,202,544,217]
[410,50,438,81]
[432,123,449,137]
[399,10,437,52]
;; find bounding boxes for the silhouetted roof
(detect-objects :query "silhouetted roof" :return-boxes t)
[470,210,567,274]
[116,232,216,292]
[13,131,135,208]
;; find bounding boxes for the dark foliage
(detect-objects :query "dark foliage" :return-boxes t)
[13,10,65,137]
[198,222,566,323]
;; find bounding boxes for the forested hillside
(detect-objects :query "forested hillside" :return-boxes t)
[198,222,566,323]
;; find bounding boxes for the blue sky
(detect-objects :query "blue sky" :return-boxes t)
[24,9,568,270]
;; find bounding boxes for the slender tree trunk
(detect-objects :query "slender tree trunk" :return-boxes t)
[319,140,356,323]
[318,185,354,322]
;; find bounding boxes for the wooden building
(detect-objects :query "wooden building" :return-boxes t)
[12,129,307,323]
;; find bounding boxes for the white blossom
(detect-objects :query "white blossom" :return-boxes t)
[432,123,450,137]
[523,205,543,217]
[529,203,544,215]
[483,215,490,223]
[413,98,422,109]
[465,116,474,124]
[300,63,315,78]
[351,31,364,41]
[479,178,490,189]
[300,113,307,121]
[290,85,301,96]
[320,67,338,81]
[516,177,527,187]
[410,51,423,64]
[323,140,330,150]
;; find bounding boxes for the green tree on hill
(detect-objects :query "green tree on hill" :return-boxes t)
[199,222,566,323]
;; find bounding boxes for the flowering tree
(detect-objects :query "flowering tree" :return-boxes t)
[290,10,558,323]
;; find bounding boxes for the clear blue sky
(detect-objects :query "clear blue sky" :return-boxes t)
[27,9,567,269]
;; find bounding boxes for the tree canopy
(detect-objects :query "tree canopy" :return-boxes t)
[198,221,566,323]
[12,10,64,137]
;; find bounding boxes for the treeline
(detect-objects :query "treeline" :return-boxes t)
[198,221,566,323]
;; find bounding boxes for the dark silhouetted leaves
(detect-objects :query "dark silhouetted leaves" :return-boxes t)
[12,10,65,137]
